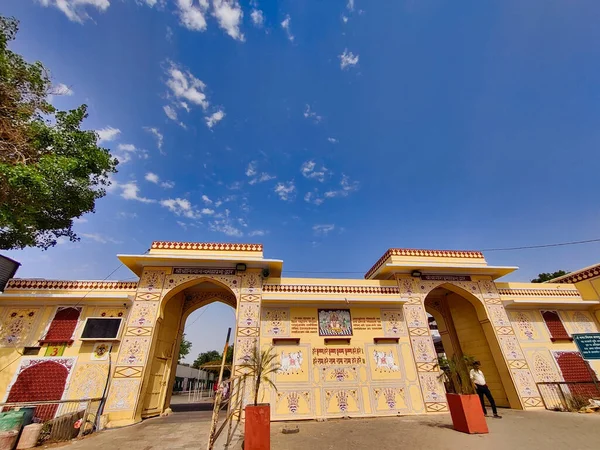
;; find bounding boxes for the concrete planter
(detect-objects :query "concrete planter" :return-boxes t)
[446,393,488,434]
[244,404,270,450]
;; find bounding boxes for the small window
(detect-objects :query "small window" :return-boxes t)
[541,310,571,341]
[40,307,81,344]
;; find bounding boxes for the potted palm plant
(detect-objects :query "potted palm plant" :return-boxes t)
[438,355,488,434]
[240,346,280,450]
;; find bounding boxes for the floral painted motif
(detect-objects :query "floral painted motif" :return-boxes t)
[0,308,39,346]
[97,308,126,318]
[92,342,112,361]
[419,373,446,402]
[532,353,560,382]
[487,305,510,327]
[68,363,108,399]
[512,369,537,397]
[263,308,289,336]
[570,311,597,333]
[381,309,406,336]
[235,337,258,364]
[404,305,426,328]
[411,337,436,363]
[128,302,158,327]
[374,387,405,410]
[118,337,150,365]
[287,392,300,413]
[238,303,260,328]
[105,379,140,411]
[140,270,165,291]
[511,311,537,341]
[499,336,524,360]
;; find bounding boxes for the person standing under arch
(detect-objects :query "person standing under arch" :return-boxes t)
[470,361,502,418]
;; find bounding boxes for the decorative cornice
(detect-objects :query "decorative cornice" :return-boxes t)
[5,279,139,291]
[549,264,600,284]
[263,285,400,295]
[365,248,484,279]
[497,288,581,298]
[151,241,263,252]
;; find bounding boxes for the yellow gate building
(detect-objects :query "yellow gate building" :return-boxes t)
[0,241,599,427]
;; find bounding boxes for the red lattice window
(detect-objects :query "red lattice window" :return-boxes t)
[541,310,571,341]
[40,307,81,344]
[5,361,69,421]
[555,351,599,399]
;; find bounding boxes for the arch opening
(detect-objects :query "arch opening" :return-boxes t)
[424,285,511,408]
[141,279,237,418]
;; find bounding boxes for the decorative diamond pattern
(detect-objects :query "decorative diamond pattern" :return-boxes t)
[114,366,143,378]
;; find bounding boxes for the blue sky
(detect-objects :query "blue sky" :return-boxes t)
[3,0,600,360]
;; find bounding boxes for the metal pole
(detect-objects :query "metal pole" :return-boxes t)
[207,327,231,450]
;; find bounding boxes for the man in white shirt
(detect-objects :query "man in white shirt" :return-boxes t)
[470,361,502,418]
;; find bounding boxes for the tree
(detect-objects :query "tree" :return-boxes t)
[239,346,280,406]
[0,16,117,250]
[179,334,192,362]
[531,270,569,283]
[193,350,221,369]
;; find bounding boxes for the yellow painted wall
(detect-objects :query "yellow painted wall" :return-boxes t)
[0,302,129,404]
[259,303,425,420]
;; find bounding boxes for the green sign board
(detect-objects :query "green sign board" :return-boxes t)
[573,333,600,360]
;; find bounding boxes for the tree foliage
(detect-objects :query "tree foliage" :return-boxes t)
[193,350,221,369]
[179,334,192,362]
[531,270,569,283]
[239,346,280,406]
[0,16,117,250]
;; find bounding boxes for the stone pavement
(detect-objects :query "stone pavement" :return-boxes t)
[48,408,600,450]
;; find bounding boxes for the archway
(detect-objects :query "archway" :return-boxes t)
[140,279,237,418]
[424,285,510,408]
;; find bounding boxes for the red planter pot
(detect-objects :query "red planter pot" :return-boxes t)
[446,393,489,434]
[244,404,271,450]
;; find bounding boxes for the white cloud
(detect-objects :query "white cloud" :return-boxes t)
[160,198,200,218]
[312,224,335,236]
[145,172,160,184]
[166,25,174,41]
[347,0,355,11]
[340,49,359,70]
[206,109,225,128]
[248,230,267,237]
[249,172,275,185]
[201,195,213,205]
[180,101,191,112]
[118,143,136,152]
[304,190,324,206]
[164,105,178,121]
[81,233,122,244]
[209,219,243,236]
[201,208,215,215]
[117,212,138,219]
[274,181,296,201]
[327,137,338,143]
[113,143,148,164]
[301,160,328,182]
[73,217,88,223]
[145,172,174,188]
[176,0,209,31]
[303,104,322,123]
[117,181,156,203]
[144,127,164,154]
[165,62,209,110]
[96,126,121,144]
[342,15,349,24]
[281,14,294,41]
[53,83,73,96]
[324,174,360,198]
[37,0,110,23]
[245,161,258,177]
[251,9,264,27]
[212,0,244,41]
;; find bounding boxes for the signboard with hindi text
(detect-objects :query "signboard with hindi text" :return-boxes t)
[573,333,600,360]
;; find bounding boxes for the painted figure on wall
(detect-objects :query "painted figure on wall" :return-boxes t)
[318,309,352,336]
[373,350,399,372]
[279,351,303,374]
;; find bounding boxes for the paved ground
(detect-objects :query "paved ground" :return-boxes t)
[47,409,600,450]
[271,409,600,450]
